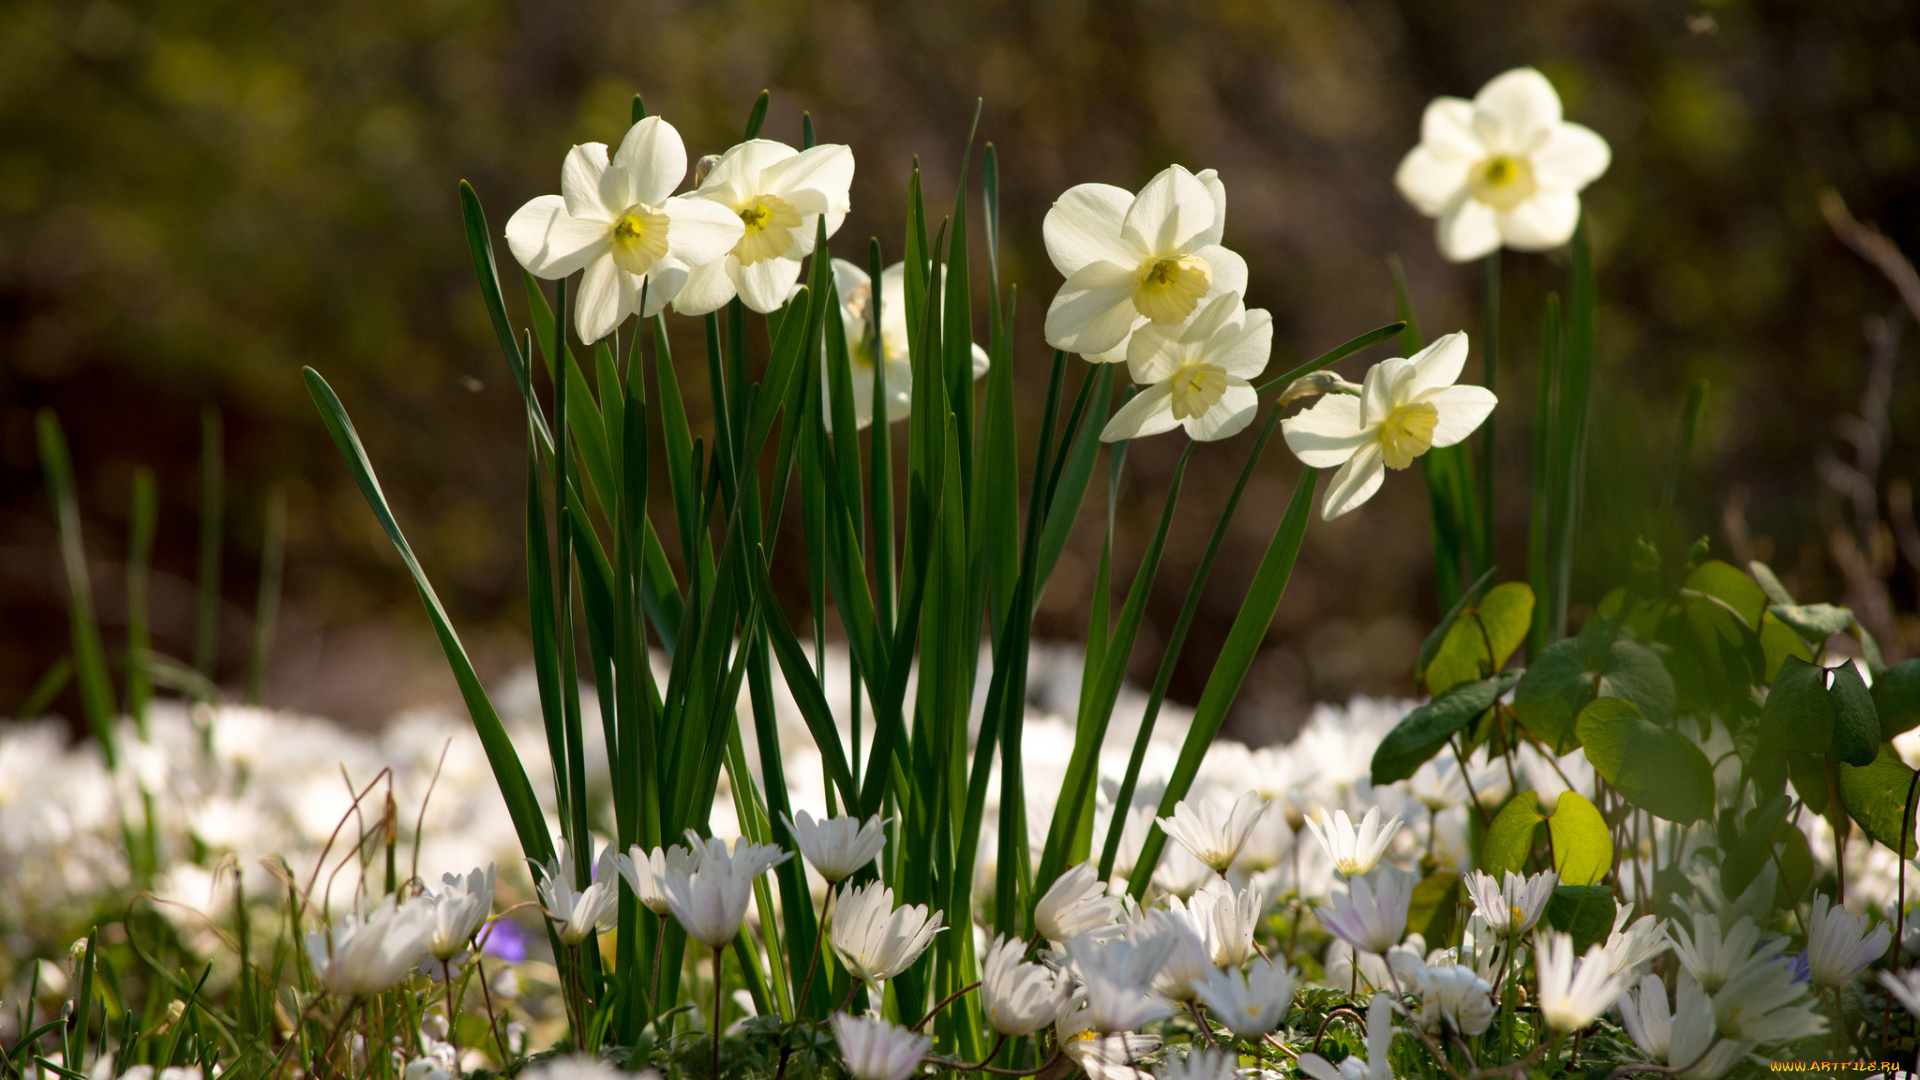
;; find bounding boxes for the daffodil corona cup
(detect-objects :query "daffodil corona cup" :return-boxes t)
[22,65,1918,1080]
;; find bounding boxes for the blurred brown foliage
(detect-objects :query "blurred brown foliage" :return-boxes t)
[2,0,1917,741]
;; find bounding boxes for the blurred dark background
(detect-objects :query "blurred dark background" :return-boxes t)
[3,0,1917,743]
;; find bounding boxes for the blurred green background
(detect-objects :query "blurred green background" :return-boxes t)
[3,0,1916,742]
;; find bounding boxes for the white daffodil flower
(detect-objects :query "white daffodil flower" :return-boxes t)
[1157,790,1269,873]
[1298,992,1396,1080]
[1885,970,1920,1017]
[1394,67,1611,262]
[1100,292,1271,443]
[659,834,790,949]
[533,840,620,945]
[830,1012,931,1080]
[1805,892,1891,987]
[1043,165,1247,359]
[1282,332,1497,520]
[1302,806,1403,878]
[1194,956,1296,1038]
[783,809,887,884]
[304,894,436,998]
[1619,972,1751,1080]
[672,139,854,314]
[1319,868,1413,956]
[1066,920,1177,1034]
[505,117,745,343]
[1035,860,1125,943]
[981,933,1071,1037]
[1533,930,1625,1032]
[826,259,991,430]
[1415,964,1493,1037]
[829,880,944,987]
[421,863,495,963]
[1462,868,1556,938]
[614,841,700,917]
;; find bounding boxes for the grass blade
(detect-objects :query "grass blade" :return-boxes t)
[246,486,286,706]
[195,406,223,679]
[126,467,157,723]
[37,411,116,763]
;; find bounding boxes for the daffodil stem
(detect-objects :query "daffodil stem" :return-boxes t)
[1480,249,1499,570]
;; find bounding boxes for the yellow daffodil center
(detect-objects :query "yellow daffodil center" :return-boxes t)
[610,204,670,275]
[1168,361,1228,421]
[734,192,803,266]
[1378,400,1440,469]
[1132,254,1212,324]
[1471,154,1536,210]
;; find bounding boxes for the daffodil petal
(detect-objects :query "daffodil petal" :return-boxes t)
[1323,441,1386,519]
[1197,243,1249,300]
[1472,68,1562,153]
[703,139,797,203]
[574,255,625,344]
[561,143,612,222]
[1211,307,1272,379]
[1044,183,1138,276]
[970,342,990,379]
[1498,189,1582,250]
[762,142,855,215]
[673,257,736,316]
[1100,384,1178,443]
[1044,260,1138,355]
[1184,381,1258,441]
[1395,145,1472,217]
[1420,96,1484,159]
[638,259,686,318]
[1437,199,1501,263]
[1532,122,1611,190]
[610,116,688,208]
[1421,384,1498,449]
[1407,331,1471,395]
[1124,322,1183,384]
[506,195,608,279]
[1121,165,1216,256]
[1282,393,1369,468]
[734,253,802,314]
[663,196,748,267]
[1359,357,1412,427]
[1195,167,1228,248]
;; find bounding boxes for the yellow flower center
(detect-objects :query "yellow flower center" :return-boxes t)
[1378,400,1440,469]
[1168,361,1228,421]
[610,204,670,275]
[1471,154,1536,211]
[1509,904,1526,927]
[1132,254,1212,324]
[734,192,803,266]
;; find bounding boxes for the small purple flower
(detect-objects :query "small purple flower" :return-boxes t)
[1789,949,1811,984]
[481,918,530,963]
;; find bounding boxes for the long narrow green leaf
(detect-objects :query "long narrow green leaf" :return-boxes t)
[1660,380,1710,536]
[1527,294,1564,658]
[1035,364,1112,598]
[246,486,286,706]
[126,467,157,723]
[743,89,771,140]
[525,272,618,523]
[754,550,860,808]
[1126,466,1320,899]
[195,406,223,679]
[458,180,539,422]
[36,411,116,763]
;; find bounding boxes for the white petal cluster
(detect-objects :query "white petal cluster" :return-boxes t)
[305,894,437,999]
[829,880,944,986]
[981,934,1071,1036]
[421,863,496,962]
[1067,920,1177,1034]
[1099,292,1272,444]
[1619,972,1751,1080]
[784,810,887,884]
[1533,930,1625,1032]
[1395,67,1611,262]
[659,834,790,948]
[1318,869,1413,956]
[1804,891,1891,988]
[1462,868,1555,938]
[674,139,854,315]
[1413,963,1493,1037]
[1035,860,1125,943]
[830,1012,930,1080]
[1193,956,1296,1037]
[1282,334,1497,520]
[827,259,990,431]
[615,841,699,916]
[533,840,620,945]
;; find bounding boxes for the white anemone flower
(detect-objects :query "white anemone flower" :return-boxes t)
[305,894,436,998]
[1298,992,1396,1080]
[1302,807,1403,878]
[1414,964,1493,1037]
[1462,868,1555,938]
[1056,1010,1162,1080]
[1157,790,1268,873]
[422,864,496,963]
[827,259,990,430]
[1174,876,1261,967]
[1533,930,1625,1032]
[1157,1048,1237,1080]
[830,1012,930,1080]
[1881,969,1920,1017]
[829,880,944,987]
[1619,972,1751,1080]
[672,138,854,315]
[1099,293,1271,444]
[1066,921,1177,1033]
[615,842,699,917]
[783,810,887,884]
[1148,906,1216,1003]
[659,834,790,949]
[1601,909,1672,981]
[533,840,620,945]
[981,934,1071,1036]
[1281,333,1497,520]
[516,1057,620,1080]
[1804,892,1891,988]
[1035,860,1124,943]
[1318,868,1413,956]
[1671,912,1784,993]
[1394,67,1611,262]
[1042,165,1247,359]
[1712,951,1824,1044]
[1193,956,1296,1038]
[505,117,745,342]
